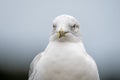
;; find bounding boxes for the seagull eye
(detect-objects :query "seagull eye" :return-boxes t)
[53,24,56,29]
[71,24,76,30]
[72,24,76,29]
[71,24,79,30]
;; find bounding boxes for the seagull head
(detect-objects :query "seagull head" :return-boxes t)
[50,15,81,42]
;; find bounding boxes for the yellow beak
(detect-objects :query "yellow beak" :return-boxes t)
[57,28,67,38]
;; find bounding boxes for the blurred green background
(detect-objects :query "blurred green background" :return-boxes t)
[0,0,120,80]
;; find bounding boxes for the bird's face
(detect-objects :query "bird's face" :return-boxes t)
[50,15,81,42]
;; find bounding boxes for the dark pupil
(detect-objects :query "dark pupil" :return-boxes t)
[73,24,76,28]
[53,25,56,28]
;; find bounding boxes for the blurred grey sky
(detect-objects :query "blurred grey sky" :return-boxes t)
[0,0,120,78]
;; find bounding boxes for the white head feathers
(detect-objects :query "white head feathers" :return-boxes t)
[50,15,81,42]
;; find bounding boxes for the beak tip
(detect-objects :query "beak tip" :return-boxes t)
[57,28,68,38]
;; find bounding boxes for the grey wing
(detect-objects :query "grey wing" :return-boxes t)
[28,52,43,80]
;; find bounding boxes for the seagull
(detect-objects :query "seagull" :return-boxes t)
[28,15,100,80]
